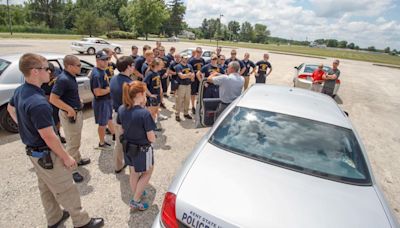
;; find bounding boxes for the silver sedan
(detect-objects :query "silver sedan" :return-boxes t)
[0,53,93,133]
[153,85,399,228]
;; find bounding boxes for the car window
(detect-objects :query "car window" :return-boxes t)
[304,65,332,73]
[0,59,11,76]
[99,40,108,44]
[297,63,304,71]
[78,60,93,77]
[203,51,211,57]
[209,107,371,185]
[81,38,88,42]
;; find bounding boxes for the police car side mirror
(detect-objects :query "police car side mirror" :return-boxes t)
[294,66,298,70]
[344,111,349,117]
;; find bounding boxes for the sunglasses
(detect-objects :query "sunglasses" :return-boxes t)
[34,66,51,71]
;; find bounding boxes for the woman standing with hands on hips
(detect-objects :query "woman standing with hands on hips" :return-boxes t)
[117,81,156,211]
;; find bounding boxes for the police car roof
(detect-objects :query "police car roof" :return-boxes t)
[237,84,351,129]
[1,53,67,62]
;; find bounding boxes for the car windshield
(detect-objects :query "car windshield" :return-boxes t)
[209,107,371,185]
[304,65,331,73]
[0,59,11,76]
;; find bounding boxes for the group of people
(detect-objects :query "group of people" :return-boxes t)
[7,41,342,227]
[311,59,341,97]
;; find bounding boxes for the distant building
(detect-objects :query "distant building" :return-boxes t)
[179,30,196,40]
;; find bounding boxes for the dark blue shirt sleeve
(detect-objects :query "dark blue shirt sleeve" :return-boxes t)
[143,111,156,132]
[30,104,54,130]
[91,70,102,89]
[51,77,66,97]
[250,61,256,68]
[201,65,208,74]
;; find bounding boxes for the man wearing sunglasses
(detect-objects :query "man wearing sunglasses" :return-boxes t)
[50,55,91,183]
[224,50,246,75]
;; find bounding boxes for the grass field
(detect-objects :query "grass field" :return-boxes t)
[185,39,400,66]
[0,32,86,40]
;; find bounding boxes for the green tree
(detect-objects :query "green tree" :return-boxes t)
[326,39,338,47]
[74,10,103,37]
[26,0,65,28]
[253,23,270,43]
[63,0,76,30]
[338,40,348,48]
[165,0,186,36]
[97,0,128,31]
[240,21,254,42]
[200,19,209,39]
[314,39,325,45]
[367,46,376,52]
[384,47,391,53]
[347,42,355,49]
[228,20,240,40]
[128,0,168,40]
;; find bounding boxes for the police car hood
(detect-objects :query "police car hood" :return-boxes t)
[175,143,391,228]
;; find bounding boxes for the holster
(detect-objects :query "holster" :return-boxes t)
[38,151,54,169]
[26,146,54,170]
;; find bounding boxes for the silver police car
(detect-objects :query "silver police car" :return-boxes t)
[153,84,399,228]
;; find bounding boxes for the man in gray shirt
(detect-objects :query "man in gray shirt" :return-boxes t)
[207,61,244,120]
[322,59,340,97]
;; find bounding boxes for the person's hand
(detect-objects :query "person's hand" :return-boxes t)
[66,107,76,119]
[63,155,77,170]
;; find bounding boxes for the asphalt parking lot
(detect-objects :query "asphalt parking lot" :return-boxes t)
[0,39,399,227]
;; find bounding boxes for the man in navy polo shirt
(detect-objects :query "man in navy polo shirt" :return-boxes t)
[200,54,225,98]
[225,49,246,75]
[50,55,90,183]
[130,45,139,61]
[132,45,151,81]
[8,53,104,228]
[242,52,256,90]
[175,54,194,122]
[255,53,273,84]
[109,55,134,173]
[90,51,115,148]
[188,47,205,114]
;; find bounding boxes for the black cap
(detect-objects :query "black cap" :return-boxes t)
[95,51,109,60]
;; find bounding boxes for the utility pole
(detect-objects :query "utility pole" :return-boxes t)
[7,0,13,35]
[217,14,223,48]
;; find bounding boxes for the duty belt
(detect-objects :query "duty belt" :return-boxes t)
[26,145,50,158]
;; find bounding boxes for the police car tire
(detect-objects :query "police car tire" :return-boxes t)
[114,47,121,54]
[87,47,95,55]
[0,106,18,133]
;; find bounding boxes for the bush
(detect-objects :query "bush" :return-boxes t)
[106,31,137,39]
[0,24,75,34]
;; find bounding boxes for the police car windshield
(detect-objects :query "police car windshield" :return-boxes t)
[0,59,11,76]
[304,65,331,73]
[209,107,371,185]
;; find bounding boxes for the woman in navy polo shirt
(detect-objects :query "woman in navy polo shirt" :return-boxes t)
[117,81,156,211]
[144,58,163,121]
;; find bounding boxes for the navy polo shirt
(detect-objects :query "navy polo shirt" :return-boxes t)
[105,62,117,78]
[134,56,145,73]
[159,56,171,77]
[225,58,245,70]
[144,70,161,95]
[189,57,205,73]
[117,105,156,145]
[141,62,149,75]
[51,70,81,109]
[256,60,272,74]
[10,83,54,147]
[131,55,138,61]
[201,64,225,78]
[242,59,256,76]
[90,67,110,98]
[41,78,57,96]
[167,53,174,62]
[175,63,194,85]
[110,73,132,112]
[169,61,180,77]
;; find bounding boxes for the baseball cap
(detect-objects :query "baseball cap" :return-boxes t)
[211,54,218,60]
[96,51,109,60]
[181,54,188,59]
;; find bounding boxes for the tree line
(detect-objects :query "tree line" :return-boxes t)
[0,0,186,39]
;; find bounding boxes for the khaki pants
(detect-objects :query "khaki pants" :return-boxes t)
[176,85,191,116]
[243,76,250,90]
[30,153,90,227]
[112,112,124,171]
[59,110,83,163]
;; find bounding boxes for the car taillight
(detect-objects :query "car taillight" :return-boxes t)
[161,192,178,228]
[336,79,340,84]
[298,74,308,79]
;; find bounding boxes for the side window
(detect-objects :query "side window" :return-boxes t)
[95,40,101,44]
[78,60,93,77]
[48,60,62,76]
[203,51,211,57]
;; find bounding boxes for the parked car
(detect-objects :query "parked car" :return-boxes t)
[293,63,340,95]
[153,84,399,228]
[167,36,179,42]
[0,53,94,133]
[179,48,212,62]
[71,37,122,55]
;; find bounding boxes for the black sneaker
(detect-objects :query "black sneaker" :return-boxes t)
[99,142,112,148]
[77,158,91,166]
[73,172,84,183]
[184,114,193,120]
[74,217,104,228]
[192,107,196,114]
[175,116,181,122]
[112,134,116,141]
[48,210,70,228]
[105,128,112,135]
[163,94,169,98]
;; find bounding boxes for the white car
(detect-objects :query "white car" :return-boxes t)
[153,85,399,228]
[293,63,340,96]
[71,37,122,55]
[167,36,179,42]
[179,48,212,62]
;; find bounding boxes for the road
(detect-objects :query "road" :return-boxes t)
[0,39,399,227]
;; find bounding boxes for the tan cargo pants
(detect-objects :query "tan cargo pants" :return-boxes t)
[59,110,83,163]
[112,112,124,171]
[29,153,90,227]
[176,85,191,116]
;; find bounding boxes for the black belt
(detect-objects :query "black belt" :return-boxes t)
[95,94,111,101]
[26,145,50,158]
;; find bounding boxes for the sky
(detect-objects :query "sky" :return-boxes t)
[2,0,399,50]
[184,0,400,50]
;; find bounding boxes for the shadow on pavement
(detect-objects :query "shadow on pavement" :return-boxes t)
[76,167,94,196]
[97,146,114,174]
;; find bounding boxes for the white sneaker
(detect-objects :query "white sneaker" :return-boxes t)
[158,114,168,121]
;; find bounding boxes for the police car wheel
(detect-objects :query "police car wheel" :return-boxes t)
[87,47,95,55]
[0,106,18,133]
[114,47,121,54]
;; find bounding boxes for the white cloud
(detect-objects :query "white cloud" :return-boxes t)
[185,0,400,49]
